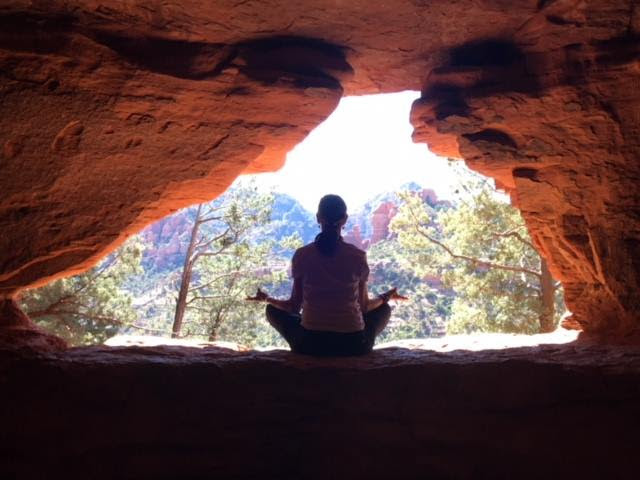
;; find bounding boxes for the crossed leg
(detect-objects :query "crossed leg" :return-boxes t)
[265,304,303,349]
[364,303,392,338]
[266,303,392,354]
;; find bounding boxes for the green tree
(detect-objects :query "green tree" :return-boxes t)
[169,181,292,347]
[367,238,451,342]
[19,237,146,345]
[390,166,563,334]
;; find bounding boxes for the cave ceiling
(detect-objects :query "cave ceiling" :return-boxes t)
[0,0,639,337]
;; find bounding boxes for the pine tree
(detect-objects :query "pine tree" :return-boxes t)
[390,166,563,334]
[20,237,146,345]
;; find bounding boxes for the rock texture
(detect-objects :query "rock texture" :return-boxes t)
[0,299,68,351]
[410,1,640,337]
[0,0,639,338]
[2,344,640,479]
[0,7,350,294]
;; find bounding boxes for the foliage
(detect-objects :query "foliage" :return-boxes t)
[256,194,317,248]
[390,165,562,334]
[20,237,145,345]
[366,238,450,342]
[165,180,291,347]
[21,164,566,347]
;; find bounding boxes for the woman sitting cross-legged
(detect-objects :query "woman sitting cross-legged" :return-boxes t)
[247,194,407,356]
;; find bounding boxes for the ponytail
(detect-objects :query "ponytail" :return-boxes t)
[314,229,341,256]
[314,194,347,257]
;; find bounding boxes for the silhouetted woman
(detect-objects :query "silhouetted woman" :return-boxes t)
[247,194,406,356]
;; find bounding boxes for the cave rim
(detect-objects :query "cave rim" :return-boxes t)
[2,332,619,368]
[5,14,637,338]
[14,90,573,350]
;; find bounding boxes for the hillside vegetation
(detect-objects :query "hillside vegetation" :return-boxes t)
[21,168,565,347]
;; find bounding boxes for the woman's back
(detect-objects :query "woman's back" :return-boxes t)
[292,240,368,333]
[251,193,398,356]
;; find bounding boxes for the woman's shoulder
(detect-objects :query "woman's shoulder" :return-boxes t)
[296,241,366,259]
[293,243,315,259]
[340,240,367,258]
[297,243,316,253]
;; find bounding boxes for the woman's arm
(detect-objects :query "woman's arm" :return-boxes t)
[246,277,303,314]
[266,276,303,314]
[359,280,383,313]
[359,281,408,313]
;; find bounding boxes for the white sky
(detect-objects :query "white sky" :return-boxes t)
[241,90,459,212]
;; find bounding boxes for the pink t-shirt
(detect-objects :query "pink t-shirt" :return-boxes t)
[291,240,369,333]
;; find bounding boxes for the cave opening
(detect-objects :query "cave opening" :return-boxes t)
[4,4,640,478]
[19,91,572,351]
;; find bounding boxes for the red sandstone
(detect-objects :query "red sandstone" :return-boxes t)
[0,1,639,341]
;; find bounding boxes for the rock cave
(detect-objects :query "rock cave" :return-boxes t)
[1,1,640,478]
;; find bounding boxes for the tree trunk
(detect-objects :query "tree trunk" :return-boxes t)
[207,319,218,342]
[208,310,224,342]
[171,204,203,338]
[538,257,556,333]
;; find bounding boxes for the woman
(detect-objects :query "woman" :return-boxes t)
[247,194,406,356]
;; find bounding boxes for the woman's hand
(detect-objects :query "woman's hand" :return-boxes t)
[379,287,408,303]
[246,288,269,302]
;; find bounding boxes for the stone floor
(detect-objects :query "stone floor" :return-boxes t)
[2,340,640,479]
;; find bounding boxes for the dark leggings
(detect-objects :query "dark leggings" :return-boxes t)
[265,303,391,356]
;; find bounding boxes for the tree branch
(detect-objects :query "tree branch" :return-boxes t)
[187,295,229,303]
[188,270,246,294]
[492,228,536,251]
[413,225,542,278]
[41,309,173,336]
[196,214,223,226]
[68,249,122,297]
[192,241,234,262]
[401,196,541,279]
[194,227,231,252]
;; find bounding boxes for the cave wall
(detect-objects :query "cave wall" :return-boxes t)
[1,0,639,338]
[411,2,640,336]
[0,9,350,293]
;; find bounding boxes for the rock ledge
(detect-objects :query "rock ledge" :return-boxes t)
[2,344,640,479]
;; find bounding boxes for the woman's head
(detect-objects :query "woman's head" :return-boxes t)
[315,194,347,256]
[316,194,347,229]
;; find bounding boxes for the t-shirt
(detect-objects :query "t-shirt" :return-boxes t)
[291,240,369,333]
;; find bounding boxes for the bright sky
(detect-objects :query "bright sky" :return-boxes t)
[242,91,459,212]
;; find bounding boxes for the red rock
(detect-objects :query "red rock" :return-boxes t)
[370,201,397,244]
[0,299,68,351]
[410,7,640,337]
[0,17,349,296]
[0,1,638,339]
[419,188,439,206]
[343,224,368,251]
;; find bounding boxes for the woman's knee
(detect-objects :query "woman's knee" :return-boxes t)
[379,302,391,319]
[369,302,391,323]
[265,304,281,325]
[364,302,391,337]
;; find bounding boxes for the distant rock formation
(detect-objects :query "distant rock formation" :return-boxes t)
[344,187,445,248]
[343,224,369,251]
[370,201,398,245]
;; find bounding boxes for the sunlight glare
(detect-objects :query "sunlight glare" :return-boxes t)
[243,91,458,212]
